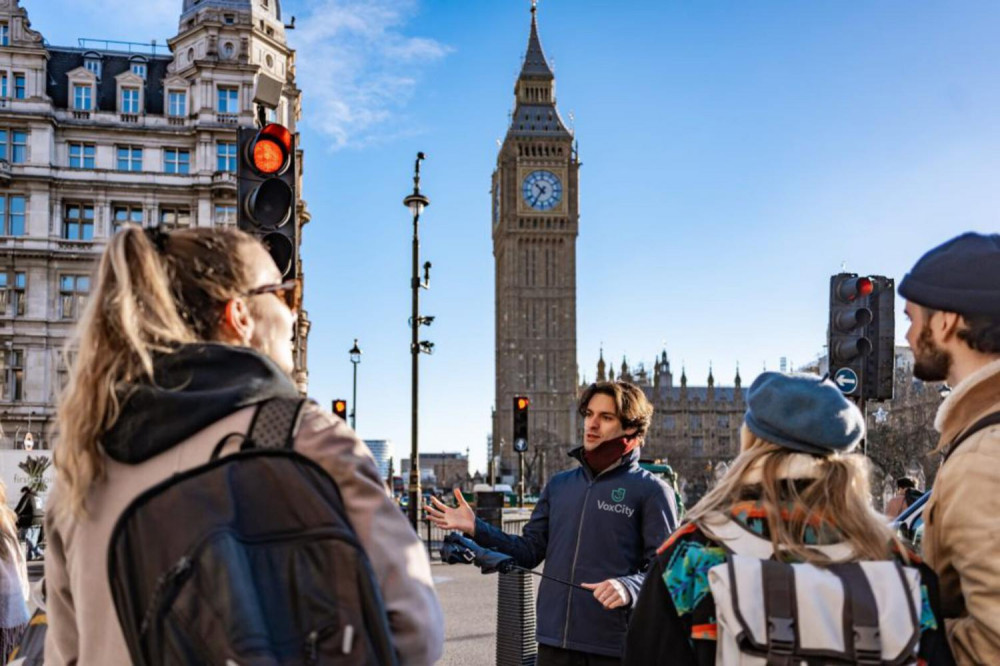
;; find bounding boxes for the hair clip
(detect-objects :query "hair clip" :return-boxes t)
[143,226,170,254]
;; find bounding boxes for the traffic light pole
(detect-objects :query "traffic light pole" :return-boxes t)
[518,451,525,508]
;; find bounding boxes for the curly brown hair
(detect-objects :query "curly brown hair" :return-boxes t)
[577,381,654,441]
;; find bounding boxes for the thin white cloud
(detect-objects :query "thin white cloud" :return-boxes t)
[289,0,451,150]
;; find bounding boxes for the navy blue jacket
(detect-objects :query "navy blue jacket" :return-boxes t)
[473,447,678,658]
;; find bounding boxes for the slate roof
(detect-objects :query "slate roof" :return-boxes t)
[509,103,570,137]
[46,47,174,115]
[520,7,554,80]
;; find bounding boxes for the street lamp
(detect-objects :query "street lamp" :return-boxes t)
[403,152,433,529]
[349,338,362,430]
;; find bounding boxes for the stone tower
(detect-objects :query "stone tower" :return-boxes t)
[492,4,579,481]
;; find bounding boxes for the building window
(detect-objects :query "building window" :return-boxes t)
[662,415,675,431]
[85,58,101,78]
[59,275,90,320]
[0,130,27,164]
[116,146,142,172]
[214,204,237,226]
[73,84,92,111]
[224,13,235,24]
[265,106,278,123]
[68,142,95,169]
[159,207,191,229]
[217,86,239,113]
[0,194,25,236]
[717,414,729,428]
[131,62,147,79]
[121,88,140,114]
[0,73,6,98]
[164,148,190,174]
[63,204,95,241]
[112,204,142,233]
[0,22,9,47]
[216,142,236,172]
[0,272,26,317]
[13,74,24,99]
[690,414,702,430]
[692,437,704,457]
[167,91,187,117]
[2,349,24,401]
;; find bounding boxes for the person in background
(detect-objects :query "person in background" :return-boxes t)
[0,481,29,661]
[886,477,919,519]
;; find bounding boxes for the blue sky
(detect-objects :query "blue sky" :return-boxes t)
[33,1,1000,473]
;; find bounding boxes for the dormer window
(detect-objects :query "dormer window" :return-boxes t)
[121,88,140,114]
[73,84,92,111]
[84,54,102,79]
[224,14,235,24]
[130,57,147,79]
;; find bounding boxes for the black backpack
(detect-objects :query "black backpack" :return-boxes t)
[107,397,397,666]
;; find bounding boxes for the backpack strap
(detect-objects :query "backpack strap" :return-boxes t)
[760,560,796,665]
[700,514,856,562]
[829,563,882,666]
[944,411,1000,460]
[246,397,308,450]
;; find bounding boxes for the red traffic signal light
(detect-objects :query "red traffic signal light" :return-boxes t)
[332,399,348,421]
[238,124,297,278]
[835,276,874,302]
[249,123,292,175]
[516,397,530,410]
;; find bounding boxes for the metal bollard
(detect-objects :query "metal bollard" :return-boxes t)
[476,491,536,666]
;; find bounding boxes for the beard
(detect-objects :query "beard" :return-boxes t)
[913,322,952,382]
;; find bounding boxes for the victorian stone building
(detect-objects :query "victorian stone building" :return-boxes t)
[492,5,579,481]
[0,0,309,450]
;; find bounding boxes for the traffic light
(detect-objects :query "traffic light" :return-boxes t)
[828,273,874,397]
[863,276,896,401]
[237,123,297,278]
[512,396,529,453]
[332,399,348,421]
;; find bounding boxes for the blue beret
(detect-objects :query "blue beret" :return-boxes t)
[744,372,865,456]
[899,232,1000,316]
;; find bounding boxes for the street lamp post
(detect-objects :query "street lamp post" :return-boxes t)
[403,152,433,529]
[349,339,362,430]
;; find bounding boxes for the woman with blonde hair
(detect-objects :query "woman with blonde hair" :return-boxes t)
[624,372,952,665]
[0,480,28,661]
[44,225,442,665]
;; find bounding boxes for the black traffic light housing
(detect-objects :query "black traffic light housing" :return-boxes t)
[828,273,874,397]
[332,399,348,421]
[237,123,297,278]
[512,396,529,452]
[863,275,895,401]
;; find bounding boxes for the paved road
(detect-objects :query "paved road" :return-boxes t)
[434,560,541,665]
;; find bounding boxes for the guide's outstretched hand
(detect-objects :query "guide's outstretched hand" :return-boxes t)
[426,487,476,536]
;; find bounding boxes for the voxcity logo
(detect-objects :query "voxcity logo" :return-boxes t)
[611,487,626,503]
[597,499,634,518]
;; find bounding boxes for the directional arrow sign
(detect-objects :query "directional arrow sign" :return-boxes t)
[834,367,859,395]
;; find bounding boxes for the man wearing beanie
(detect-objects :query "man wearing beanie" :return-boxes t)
[899,232,1000,664]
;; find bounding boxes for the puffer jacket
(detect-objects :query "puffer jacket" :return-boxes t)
[44,344,444,665]
[923,358,1000,665]
[472,446,678,658]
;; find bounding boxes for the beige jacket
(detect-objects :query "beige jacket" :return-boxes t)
[44,402,444,665]
[923,358,1000,665]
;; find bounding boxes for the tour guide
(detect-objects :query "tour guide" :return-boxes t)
[427,381,678,664]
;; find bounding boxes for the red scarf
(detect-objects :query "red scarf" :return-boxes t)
[583,435,640,475]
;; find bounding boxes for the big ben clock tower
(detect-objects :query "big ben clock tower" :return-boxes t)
[493,3,580,483]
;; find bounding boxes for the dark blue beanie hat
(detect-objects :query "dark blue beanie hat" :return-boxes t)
[744,372,865,456]
[898,232,1000,316]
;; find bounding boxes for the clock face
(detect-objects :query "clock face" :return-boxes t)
[522,170,562,211]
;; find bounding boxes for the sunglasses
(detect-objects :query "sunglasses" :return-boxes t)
[245,278,302,313]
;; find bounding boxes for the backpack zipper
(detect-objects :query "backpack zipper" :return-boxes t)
[138,526,353,639]
[305,623,353,663]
